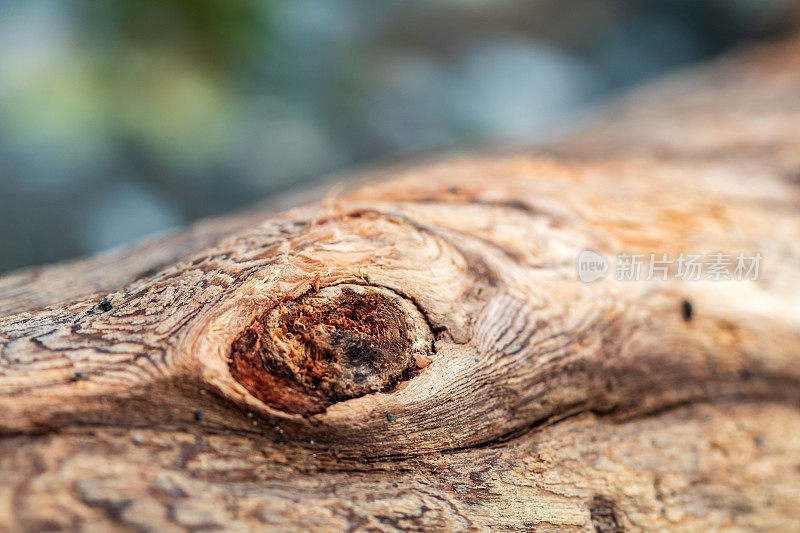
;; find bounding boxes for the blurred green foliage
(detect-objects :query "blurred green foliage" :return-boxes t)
[0,0,796,272]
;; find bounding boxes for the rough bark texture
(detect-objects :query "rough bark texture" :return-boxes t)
[1,38,800,532]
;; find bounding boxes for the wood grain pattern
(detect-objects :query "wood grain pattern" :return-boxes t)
[1,37,800,531]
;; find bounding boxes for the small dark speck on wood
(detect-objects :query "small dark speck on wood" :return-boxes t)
[681,299,693,322]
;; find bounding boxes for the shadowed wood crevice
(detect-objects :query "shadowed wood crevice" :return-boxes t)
[589,495,625,533]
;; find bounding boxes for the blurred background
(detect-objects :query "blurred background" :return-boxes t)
[1,0,798,274]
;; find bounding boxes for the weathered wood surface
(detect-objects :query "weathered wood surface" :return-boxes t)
[1,38,800,531]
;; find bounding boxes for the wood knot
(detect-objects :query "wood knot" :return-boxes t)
[229,284,433,415]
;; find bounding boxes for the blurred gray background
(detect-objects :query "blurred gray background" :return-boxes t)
[1,0,798,274]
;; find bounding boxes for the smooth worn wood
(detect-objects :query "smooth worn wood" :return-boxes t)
[1,37,800,531]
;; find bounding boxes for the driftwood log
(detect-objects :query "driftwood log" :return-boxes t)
[2,37,800,532]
